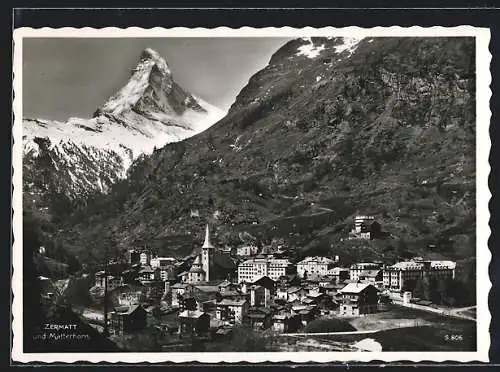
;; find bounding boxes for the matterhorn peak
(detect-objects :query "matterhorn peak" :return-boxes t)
[141,47,163,60]
[99,47,177,116]
[139,47,172,76]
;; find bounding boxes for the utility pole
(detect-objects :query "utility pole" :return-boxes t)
[103,237,110,337]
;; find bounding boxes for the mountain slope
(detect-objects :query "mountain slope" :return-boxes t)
[62,37,476,265]
[23,48,226,219]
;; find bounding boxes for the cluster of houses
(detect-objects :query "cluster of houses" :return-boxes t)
[87,219,457,339]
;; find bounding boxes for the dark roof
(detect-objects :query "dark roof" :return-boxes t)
[113,304,144,316]
[340,283,379,294]
[247,313,267,319]
[172,283,189,289]
[189,266,205,273]
[221,289,243,297]
[218,299,247,306]
[253,276,276,288]
[195,285,220,293]
[360,269,381,278]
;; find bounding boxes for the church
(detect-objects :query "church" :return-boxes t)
[181,224,235,284]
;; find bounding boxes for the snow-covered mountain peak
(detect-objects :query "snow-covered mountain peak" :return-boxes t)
[23,48,227,202]
[100,47,176,116]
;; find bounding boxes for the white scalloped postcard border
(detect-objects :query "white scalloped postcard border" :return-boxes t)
[11,25,491,364]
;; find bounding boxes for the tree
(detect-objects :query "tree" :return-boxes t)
[23,212,45,351]
[436,278,449,305]
[428,278,439,303]
[226,326,269,352]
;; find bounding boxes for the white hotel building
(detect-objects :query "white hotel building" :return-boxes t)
[237,258,293,283]
[383,259,456,291]
[296,256,337,278]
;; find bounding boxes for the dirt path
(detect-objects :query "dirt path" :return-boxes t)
[281,329,379,336]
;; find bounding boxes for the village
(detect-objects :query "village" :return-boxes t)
[38,215,475,351]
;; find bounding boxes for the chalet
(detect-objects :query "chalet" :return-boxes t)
[298,306,319,326]
[126,249,141,265]
[272,312,302,333]
[276,285,289,301]
[140,252,151,266]
[339,282,379,316]
[246,307,273,330]
[287,286,307,302]
[94,271,122,290]
[326,267,350,283]
[216,298,249,324]
[178,294,199,312]
[321,283,338,297]
[253,276,276,291]
[171,283,194,307]
[138,266,160,283]
[349,263,382,281]
[177,310,210,336]
[177,271,189,283]
[142,280,165,302]
[113,285,145,306]
[191,285,220,312]
[359,269,383,284]
[109,304,147,336]
[219,286,247,302]
[305,291,326,305]
[121,269,139,284]
[237,245,259,257]
[218,280,236,294]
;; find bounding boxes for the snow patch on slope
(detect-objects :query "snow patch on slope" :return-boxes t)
[334,37,362,55]
[296,38,326,59]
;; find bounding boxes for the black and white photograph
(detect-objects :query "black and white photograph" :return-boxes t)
[11,26,491,363]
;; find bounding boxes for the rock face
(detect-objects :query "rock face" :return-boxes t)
[63,37,476,264]
[23,48,226,220]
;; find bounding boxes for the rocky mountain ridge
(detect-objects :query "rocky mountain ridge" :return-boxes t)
[56,37,476,266]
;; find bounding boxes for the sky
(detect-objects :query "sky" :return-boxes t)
[22,37,292,121]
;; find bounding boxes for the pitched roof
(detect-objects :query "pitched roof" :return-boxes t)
[178,310,206,319]
[139,266,154,273]
[247,313,267,319]
[195,285,220,293]
[220,289,242,297]
[218,280,232,287]
[192,255,202,265]
[172,283,188,289]
[360,269,381,277]
[339,282,379,294]
[218,299,247,306]
[298,256,336,265]
[189,266,205,274]
[114,304,143,315]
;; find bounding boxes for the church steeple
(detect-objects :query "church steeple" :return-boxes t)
[202,224,214,249]
[201,224,214,282]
